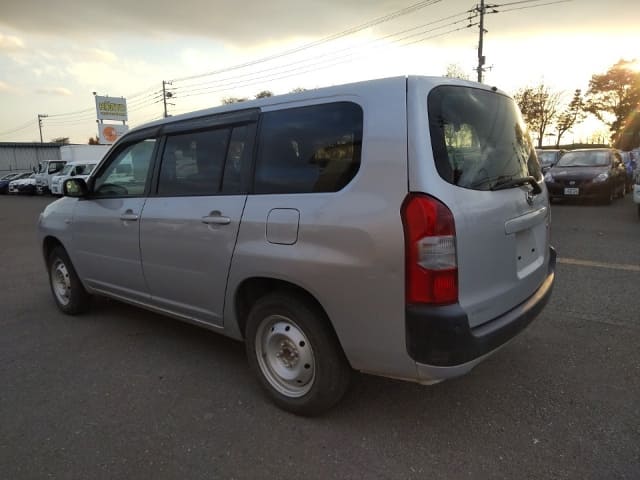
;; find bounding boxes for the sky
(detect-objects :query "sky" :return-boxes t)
[0,0,638,145]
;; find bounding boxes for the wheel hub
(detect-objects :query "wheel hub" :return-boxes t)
[51,259,71,306]
[256,315,315,398]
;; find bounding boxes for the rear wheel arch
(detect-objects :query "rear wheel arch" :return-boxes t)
[234,277,345,353]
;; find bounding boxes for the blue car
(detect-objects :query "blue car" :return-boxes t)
[0,172,29,194]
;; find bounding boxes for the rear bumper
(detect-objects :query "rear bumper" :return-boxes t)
[406,247,556,370]
[546,181,611,199]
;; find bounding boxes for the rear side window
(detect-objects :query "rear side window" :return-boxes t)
[255,102,363,194]
[428,86,541,191]
[158,128,231,195]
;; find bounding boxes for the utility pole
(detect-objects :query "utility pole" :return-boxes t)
[162,80,173,118]
[476,0,486,83]
[37,114,48,143]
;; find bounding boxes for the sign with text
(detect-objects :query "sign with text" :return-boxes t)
[99,124,129,144]
[95,96,128,121]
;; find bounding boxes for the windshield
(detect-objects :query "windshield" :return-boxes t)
[428,85,540,191]
[59,164,74,175]
[556,150,609,167]
[538,151,558,166]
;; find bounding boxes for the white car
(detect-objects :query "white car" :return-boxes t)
[8,173,37,194]
[50,161,99,196]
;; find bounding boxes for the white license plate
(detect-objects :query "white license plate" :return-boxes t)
[564,187,579,195]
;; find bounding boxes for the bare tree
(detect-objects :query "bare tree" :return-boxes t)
[444,63,470,80]
[513,83,562,147]
[221,97,249,105]
[255,90,274,99]
[554,89,586,146]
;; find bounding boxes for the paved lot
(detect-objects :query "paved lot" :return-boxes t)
[1,194,639,479]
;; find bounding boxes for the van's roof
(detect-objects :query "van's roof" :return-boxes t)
[130,75,505,135]
[65,159,99,165]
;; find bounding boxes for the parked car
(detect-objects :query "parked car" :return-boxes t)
[0,172,28,194]
[633,169,640,219]
[39,76,556,415]
[536,148,565,172]
[50,161,100,196]
[619,150,637,191]
[8,173,37,194]
[34,159,67,194]
[544,148,627,203]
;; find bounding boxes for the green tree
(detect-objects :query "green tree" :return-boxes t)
[289,87,307,94]
[513,83,562,147]
[554,89,586,146]
[585,59,640,143]
[255,90,273,99]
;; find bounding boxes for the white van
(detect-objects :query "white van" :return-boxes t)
[50,160,100,196]
[35,159,67,194]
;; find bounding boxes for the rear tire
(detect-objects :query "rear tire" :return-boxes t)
[245,292,351,416]
[47,246,90,315]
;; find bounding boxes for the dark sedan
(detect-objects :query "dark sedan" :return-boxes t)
[544,148,627,204]
[0,172,29,194]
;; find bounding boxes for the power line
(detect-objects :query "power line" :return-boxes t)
[475,0,572,82]
[171,0,443,83]
[0,120,36,138]
[172,10,476,98]
[492,0,571,13]
[170,21,478,106]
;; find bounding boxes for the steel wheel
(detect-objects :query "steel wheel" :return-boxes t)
[255,315,316,398]
[51,258,71,306]
[245,292,351,415]
[47,245,90,315]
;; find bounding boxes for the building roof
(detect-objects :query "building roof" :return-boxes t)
[0,142,67,148]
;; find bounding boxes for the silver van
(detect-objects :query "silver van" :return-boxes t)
[39,76,555,415]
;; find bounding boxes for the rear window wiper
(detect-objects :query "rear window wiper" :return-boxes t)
[490,175,542,194]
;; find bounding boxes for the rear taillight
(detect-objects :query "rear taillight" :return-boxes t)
[401,194,458,305]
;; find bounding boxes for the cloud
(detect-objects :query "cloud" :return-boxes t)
[73,47,118,64]
[0,0,397,46]
[36,86,73,96]
[0,80,14,91]
[0,32,24,51]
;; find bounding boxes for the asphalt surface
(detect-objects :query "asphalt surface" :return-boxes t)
[1,194,639,479]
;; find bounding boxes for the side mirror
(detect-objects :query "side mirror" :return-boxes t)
[63,178,89,198]
[70,170,76,177]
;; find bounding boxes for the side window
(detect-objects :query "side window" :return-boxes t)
[221,124,254,194]
[93,139,156,197]
[254,102,363,194]
[158,128,230,196]
[48,161,65,174]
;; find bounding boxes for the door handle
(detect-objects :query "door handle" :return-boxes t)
[202,211,231,225]
[120,209,139,221]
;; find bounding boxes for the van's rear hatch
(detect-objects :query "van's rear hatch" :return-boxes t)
[407,77,550,328]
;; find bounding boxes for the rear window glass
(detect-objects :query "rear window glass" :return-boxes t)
[537,151,559,166]
[254,102,363,194]
[556,150,609,167]
[428,86,540,191]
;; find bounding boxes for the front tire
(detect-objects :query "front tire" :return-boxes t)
[245,292,351,416]
[47,246,90,315]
